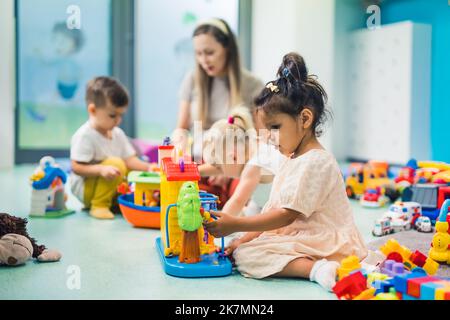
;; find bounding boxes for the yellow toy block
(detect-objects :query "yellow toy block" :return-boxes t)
[423,258,439,276]
[380,239,412,263]
[337,255,361,280]
[367,272,389,287]
[354,288,376,300]
[435,286,450,300]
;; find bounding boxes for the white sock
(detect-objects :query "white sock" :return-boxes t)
[309,259,339,292]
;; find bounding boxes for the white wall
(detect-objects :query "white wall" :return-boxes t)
[0,0,15,169]
[252,0,335,152]
[252,0,362,160]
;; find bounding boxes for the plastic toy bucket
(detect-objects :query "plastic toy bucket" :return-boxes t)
[118,193,160,228]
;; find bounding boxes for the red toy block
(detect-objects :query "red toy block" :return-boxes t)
[332,271,367,300]
[410,250,427,268]
[407,276,440,298]
[386,252,403,263]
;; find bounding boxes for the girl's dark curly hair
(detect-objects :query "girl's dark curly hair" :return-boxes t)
[0,213,46,258]
[254,52,331,136]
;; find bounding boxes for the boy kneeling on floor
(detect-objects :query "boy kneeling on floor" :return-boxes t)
[70,76,151,220]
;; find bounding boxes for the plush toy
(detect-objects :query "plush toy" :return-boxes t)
[0,213,61,266]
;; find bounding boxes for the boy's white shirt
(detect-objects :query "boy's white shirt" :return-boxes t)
[69,121,136,202]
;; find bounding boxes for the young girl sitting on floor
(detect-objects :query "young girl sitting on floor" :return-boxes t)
[204,52,368,291]
[199,106,282,216]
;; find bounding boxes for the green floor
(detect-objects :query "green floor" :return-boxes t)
[0,164,385,300]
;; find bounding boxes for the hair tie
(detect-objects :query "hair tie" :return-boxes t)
[266,82,279,93]
[228,116,235,124]
[282,67,290,78]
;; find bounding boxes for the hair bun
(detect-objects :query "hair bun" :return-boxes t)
[278,52,308,83]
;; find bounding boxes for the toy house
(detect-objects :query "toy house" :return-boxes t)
[155,143,232,278]
[29,156,74,218]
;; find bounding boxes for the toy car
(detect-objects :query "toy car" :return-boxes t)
[372,217,394,236]
[415,216,433,233]
[360,188,389,208]
[385,201,421,222]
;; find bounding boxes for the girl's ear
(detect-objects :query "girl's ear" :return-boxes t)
[299,108,314,129]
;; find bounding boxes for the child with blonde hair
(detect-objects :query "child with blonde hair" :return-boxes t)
[199,106,282,216]
[205,53,367,291]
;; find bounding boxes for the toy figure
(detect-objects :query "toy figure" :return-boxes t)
[177,182,202,263]
[0,213,61,266]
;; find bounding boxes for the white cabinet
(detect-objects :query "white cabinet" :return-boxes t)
[347,21,432,164]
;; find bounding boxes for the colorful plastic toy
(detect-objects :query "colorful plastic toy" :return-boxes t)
[372,217,394,237]
[345,160,394,200]
[118,171,161,229]
[380,239,439,275]
[29,156,74,218]
[337,255,361,280]
[332,251,448,300]
[429,199,450,264]
[155,141,232,278]
[360,187,389,208]
[332,271,367,300]
[402,184,450,223]
[415,216,433,233]
[372,202,422,237]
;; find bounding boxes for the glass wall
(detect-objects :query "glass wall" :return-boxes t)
[135,0,239,142]
[17,0,111,150]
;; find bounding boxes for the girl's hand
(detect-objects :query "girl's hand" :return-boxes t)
[224,238,242,257]
[208,175,231,188]
[99,165,121,180]
[204,211,239,238]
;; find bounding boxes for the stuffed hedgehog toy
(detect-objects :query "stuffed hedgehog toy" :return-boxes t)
[0,213,61,266]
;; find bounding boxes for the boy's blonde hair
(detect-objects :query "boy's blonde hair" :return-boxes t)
[203,106,255,165]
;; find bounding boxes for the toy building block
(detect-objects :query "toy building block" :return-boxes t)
[332,271,367,300]
[401,292,419,300]
[354,288,376,300]
[381,259,408,277]
[435,286,450,300]
[410,250,427,267]
[423,258,439,275]
[380,239,412,262]
[406,276,440,298]
[367,272,389,287]
[373,279,395,294]
[420,282,446,300]
[379,238,438,275]
[393,271,427,293]
[373,287,399,300]
[337,255,361,280]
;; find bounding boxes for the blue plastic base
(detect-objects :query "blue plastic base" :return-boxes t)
[155,237,232,278]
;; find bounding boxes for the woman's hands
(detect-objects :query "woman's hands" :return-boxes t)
[204,211,240,238]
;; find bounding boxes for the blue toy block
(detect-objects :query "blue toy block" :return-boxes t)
[420,282,445,300]
[374,279,395,295]
[394,273,426,294]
